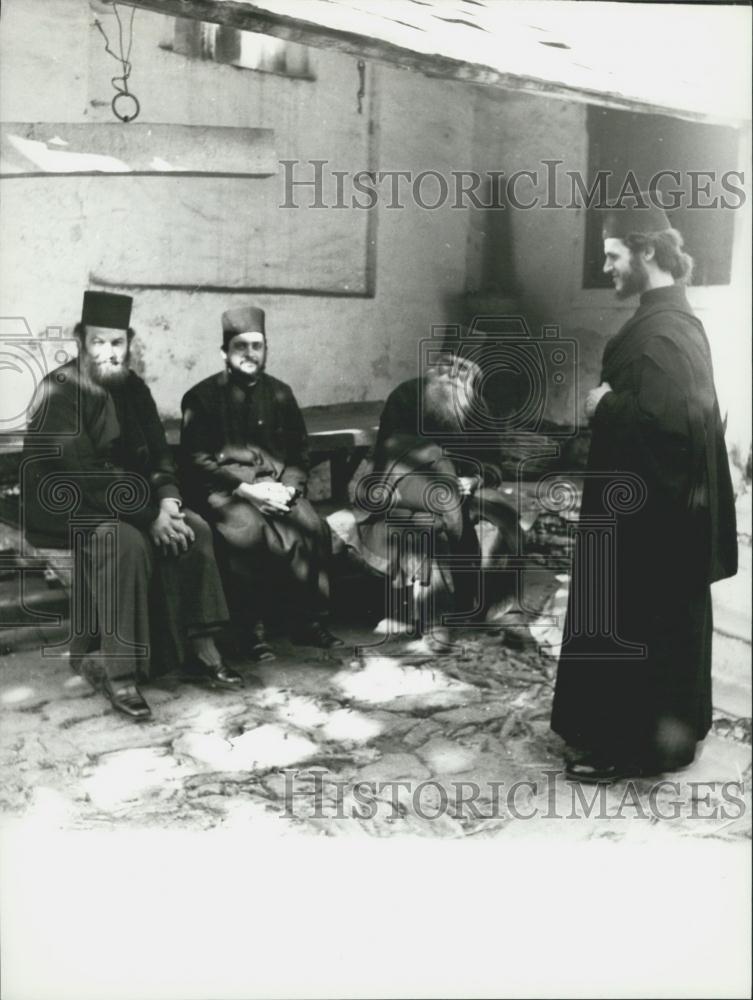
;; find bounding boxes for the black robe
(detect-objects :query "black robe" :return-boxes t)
[180,370,331,626]
[21,360,228,679]
[354,377,518,618]
[22,360,181,547]
[551,285,737,756]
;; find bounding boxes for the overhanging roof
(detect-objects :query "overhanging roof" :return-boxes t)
[123,0,751,125]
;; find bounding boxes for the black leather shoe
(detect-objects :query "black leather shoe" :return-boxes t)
[291,622,345,649]
[102,677,152,721]
[183,657,244,690]
[564,749,620,783]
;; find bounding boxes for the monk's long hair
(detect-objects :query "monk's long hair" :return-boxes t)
[624,228,694,284]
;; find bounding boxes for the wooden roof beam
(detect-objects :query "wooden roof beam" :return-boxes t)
[116,0,744,127]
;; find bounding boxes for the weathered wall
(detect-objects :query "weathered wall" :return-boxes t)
[469,88,751,461]
[2,0,749,465]
[0,0,474,416]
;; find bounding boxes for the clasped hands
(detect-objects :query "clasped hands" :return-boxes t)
[234,480,298,515]
[150,498,194,555]
[584,381,612,420]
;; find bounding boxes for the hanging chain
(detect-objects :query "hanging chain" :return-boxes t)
[356,59,366,115]
[93,3,140,122]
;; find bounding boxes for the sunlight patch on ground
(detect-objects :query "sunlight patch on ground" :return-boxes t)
[181,704,238,735]
[172,733,234,770]
[83,748,181,809]
[274,695,330,729]
[332,657,474,705]
[1,686,36,705]
[272,696,383,743]
[229,725,319,769]
[320,708,383,743]
[174,724,320,772]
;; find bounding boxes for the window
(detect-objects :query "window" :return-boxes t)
[163,18,314,80]
[583,107,739,288]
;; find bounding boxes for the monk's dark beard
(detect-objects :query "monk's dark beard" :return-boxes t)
[616,254,650,300]
[227,359,266,387]
[423,377,473,430]
[81,351,130,387]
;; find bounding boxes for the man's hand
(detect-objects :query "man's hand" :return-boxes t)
[584,382,612,420]
[150,499,195,556]
[234,481,295,515]
[457,475,480,497]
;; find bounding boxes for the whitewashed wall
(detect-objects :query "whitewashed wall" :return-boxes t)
[0,0,474,416]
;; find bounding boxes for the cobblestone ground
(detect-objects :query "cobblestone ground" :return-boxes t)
[2,489,750,841]
[1,607,750,841]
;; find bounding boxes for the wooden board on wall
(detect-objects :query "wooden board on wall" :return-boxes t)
[0,123,277,177]
[84,175,372,294]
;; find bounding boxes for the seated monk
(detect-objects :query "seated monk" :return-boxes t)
[22,291,243,721]
[180,305,343,659]
[350,343,519,651]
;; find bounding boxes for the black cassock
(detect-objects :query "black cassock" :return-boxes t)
[353,377,518,623]
[22,361,229,681]
[551,285,737,759]
[180,369,331,629]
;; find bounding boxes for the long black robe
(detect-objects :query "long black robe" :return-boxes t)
[22,361,228,679]
[551,285,737,757]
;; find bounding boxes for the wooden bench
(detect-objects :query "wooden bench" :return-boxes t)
[0,401,383,593]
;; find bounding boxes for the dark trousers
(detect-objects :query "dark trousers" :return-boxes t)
[358,476,518,625]
[209,496,332,630]
[71,510,229,681]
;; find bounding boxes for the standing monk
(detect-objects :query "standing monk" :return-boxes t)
[551,199,737,781]
[23,291,242,721]
[180,305,342,657]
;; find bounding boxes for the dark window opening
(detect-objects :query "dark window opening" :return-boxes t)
[583,106,739,288]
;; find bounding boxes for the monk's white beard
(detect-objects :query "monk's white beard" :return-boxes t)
[424,377,473,430]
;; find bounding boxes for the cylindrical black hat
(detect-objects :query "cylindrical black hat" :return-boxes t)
[602,197,672,240]
[81,291,133,330]
[222,305,266,349]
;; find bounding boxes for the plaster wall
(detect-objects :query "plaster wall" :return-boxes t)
[0,0,474,416]
[469,88,751,459]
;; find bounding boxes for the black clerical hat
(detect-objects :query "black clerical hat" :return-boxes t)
[602,196,672,240]
[81,291,133,330]
[222,305,266,349]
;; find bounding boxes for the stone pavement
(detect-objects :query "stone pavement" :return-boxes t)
[1,612,750,841]
[1,487,750,841]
